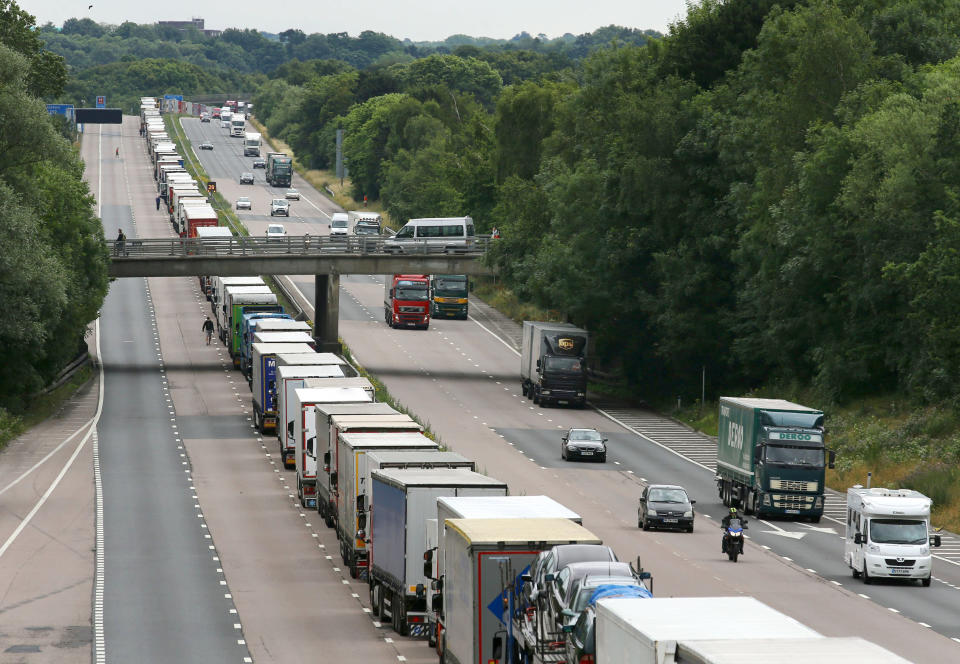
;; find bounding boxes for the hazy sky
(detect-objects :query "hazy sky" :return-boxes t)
[21,0,691,42]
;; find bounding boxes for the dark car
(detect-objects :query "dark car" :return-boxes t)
[522,544,618,611]
[639,484,696,532]
[354,220,381,235]
[252,158,266,168]
[199,142,213,150]
[561,428,607,462]
[547,562,636,631]
[239,172,254,184]
[564,585,652,664]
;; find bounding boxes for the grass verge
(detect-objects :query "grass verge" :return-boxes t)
[0,365,94,452]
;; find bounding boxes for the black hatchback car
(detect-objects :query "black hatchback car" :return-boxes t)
[638,484,695,532]
[239,172,254,184]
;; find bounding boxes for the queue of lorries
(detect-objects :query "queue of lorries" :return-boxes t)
[139,96,916,664]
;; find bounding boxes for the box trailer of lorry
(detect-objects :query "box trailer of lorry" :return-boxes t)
[284,377,377,466]
[313,407,409,525]
[441,518,601,664]
[276,365,349,444]
[370,468,508,637]
[291,387,374,504]
[183,204,218,238]
[292,380,377,501]
[676,637,909,664]
[218,285,271,342]
[276,352,351,371]
[211,277,263,320]
[594,596,819,664]
[226,288,281,358]
[250,342,316,433]
[335,432,438,577]
[716,397,833,520]
[239,313,294,376]
[426,496,582,651]
[845,486,941,585]
[520,321,589,407]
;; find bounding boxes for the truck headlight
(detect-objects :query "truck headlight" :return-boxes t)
[762,494,772,506]
[541,390,551,395]
[815,496,823,508]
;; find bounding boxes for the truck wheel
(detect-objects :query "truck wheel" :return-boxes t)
[809,514,822,524]
[349,559,358,579]
[324,511,334,528]
[370,583,380,617]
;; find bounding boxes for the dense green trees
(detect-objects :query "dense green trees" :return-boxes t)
[0,2,109,408]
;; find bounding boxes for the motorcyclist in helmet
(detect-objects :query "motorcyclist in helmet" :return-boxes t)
[721,506,745,529]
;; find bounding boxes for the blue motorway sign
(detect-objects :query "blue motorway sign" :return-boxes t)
[46,104,75,116]
[96,96,106,108]
[163,94,184,101]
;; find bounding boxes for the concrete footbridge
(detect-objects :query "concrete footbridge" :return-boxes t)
[107,235,494,351]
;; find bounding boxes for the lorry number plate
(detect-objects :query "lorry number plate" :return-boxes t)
[785,509,800,514]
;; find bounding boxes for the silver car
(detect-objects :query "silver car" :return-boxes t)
[235,196,251,210]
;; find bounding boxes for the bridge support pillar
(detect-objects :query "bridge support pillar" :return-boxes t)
[314,273,341,354]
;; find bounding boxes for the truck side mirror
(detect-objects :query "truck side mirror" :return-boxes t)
[287,421,294,439]
[431,592,442,612]
[932,534,942,547]
[357,512,367,531]
[754,445,762,460]
[357,494,366,512]
[536,359,541,371]
[416,583,425,599]
[491,634,503,661]
[854,533,863,545]
[323,451,330,471]
[828,450,836,469]
[424,549,434,579]
[330,471,338,489]
[520,574,532,584]
[306,437,314,456]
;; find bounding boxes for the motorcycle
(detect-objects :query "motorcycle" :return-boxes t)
[721,518,747,562]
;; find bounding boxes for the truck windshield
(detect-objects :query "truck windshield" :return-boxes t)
[763,445,823,466]
[870,519,927,545]
[396,282,428,300]
[544,357,584,372]
[434,277,467,297]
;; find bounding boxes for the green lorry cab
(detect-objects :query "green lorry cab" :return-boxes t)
[430,274,469,319]
[716,397,835,521]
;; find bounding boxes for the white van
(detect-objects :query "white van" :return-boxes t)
[385,216,475,253]
[845,486,941,586]
[329,212,349,236]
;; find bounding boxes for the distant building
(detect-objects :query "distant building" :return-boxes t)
[158,18,221,38]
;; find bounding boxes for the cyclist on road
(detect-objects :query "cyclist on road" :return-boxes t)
[202,317,215,345]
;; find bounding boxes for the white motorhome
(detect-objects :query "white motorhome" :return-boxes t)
[845,486,941,585]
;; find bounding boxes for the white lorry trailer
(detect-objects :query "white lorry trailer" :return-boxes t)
[313,405,409,526]
[210,277,264,319]
[243,131,261,156]
[369,468,508,638]
[276,364,350,451]
[284,377,375,466]
[440,518,601,664]
[425,496,582,652]
[676,637,910,664]
[250,342,316,434]
[845,486,941,585]
[292,380,377,504]
[594,596,819,664]
[335,432,439,578]
[317,416,423,524]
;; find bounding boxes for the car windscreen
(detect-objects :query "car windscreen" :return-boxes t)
[648,488,688,503]
[568,430,601,441]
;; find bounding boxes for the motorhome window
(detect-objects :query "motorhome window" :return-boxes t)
[395,226,415,239]
[763,445,823,466]
[760,411,824,428]
[544,357,583,372]
[396,282,428,300]
[869,519,927,545]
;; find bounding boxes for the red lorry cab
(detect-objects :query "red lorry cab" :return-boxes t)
[212,107,221,119]
[384,274,430,329]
